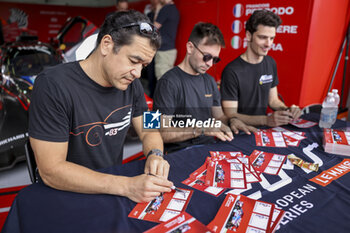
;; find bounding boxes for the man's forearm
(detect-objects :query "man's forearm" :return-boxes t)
[141,131,164,154]
[39,161,129,196]
[160,127,202,143]
[231,112,267,126]
[269,99,288,111]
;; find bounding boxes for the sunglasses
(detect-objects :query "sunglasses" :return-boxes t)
[192,42,221,64]
[117,22,159,37]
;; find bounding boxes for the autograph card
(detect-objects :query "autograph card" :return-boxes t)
[236,156,262,183]
[207,194,274,233]
[255,131,287,147]
[205,158,247,189]
[189,159,209,180]
[270,208,285,233]
[144,212,212,233]
[249,150,287,175]
[290,119,317,128]
[182,175,225,197]
[210,151,244,161]
[128,188,193,223]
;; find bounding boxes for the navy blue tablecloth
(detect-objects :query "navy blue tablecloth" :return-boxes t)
[2,114,350,233]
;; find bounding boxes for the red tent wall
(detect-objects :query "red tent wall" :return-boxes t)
[1,0,349,108]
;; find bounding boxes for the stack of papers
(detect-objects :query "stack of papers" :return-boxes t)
[323,129,350,156]
[182,151,263,195]
[183,150,288,195]
[207,194,285,233]
[205,151,262,188]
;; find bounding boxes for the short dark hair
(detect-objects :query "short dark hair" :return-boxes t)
[116,0,128,4]
[245,10,282,34]
[188,22,225,48]
[97,10,161,53]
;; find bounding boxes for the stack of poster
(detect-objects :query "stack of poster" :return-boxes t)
[144,212,212,233]
[323,129,350,156]
[129,188,193,223]
[205,151,262,188]
[255,127,307,147]
[207,194,285,233]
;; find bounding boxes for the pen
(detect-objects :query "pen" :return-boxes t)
[281,107,293,119]
[147,173,186,197]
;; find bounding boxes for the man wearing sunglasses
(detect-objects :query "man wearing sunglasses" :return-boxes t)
[153,22,254,153]
[28,11,173,203]
[221,10,302,127]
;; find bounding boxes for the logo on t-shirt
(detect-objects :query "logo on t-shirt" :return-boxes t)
[259,75,273,85]
[104,109,132,136]
[143,110,161,129]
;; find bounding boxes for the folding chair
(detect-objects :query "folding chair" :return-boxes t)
[24,141,38,183]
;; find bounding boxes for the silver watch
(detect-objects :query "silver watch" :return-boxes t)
[146,149,164,158]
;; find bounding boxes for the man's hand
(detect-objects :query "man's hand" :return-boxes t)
[266,110,293,127]
[203,123,234,141]
[229,118,258,135]
[289,104,302,119]
[124,174,173,203]
[144,154,170,179]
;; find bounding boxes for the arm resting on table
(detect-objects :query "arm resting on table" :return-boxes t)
[30,137,172,203]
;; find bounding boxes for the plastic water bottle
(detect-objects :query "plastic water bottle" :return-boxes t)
[331,89,340,124]
[319,92,337,128]
[332,89,340,105]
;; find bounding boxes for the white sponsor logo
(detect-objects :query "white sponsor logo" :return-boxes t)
[270,43,283,51]
[226,195,237,207]
[259,75,273,85]
[245,3,294,16]
[0,133,28,146]
[245,3,270,15]
[104,109,131,136]
[241,39,283,51]
[268,6,294,15]
[277,25,298,34]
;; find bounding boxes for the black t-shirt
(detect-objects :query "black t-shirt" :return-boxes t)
[220,56,279,115]
[153,66,220,153]
[29,62,147,170]
[156,4,180,51]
